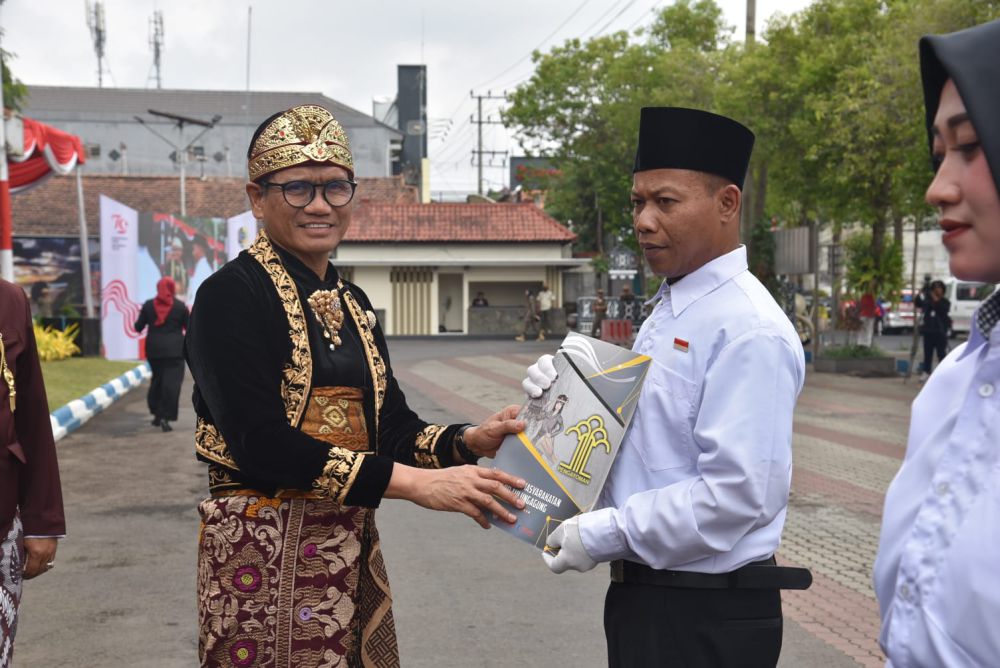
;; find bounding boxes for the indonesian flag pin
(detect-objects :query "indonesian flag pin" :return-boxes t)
[673,337,690,353]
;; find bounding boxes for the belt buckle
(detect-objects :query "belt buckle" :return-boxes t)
[610,560,624,583]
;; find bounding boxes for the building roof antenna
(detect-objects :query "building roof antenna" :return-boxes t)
[85,1,107,87]
[149,10,165,89]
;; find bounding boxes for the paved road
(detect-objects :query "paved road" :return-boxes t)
[15,338,911,666]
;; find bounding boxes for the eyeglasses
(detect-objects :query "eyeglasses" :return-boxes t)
[261,179,357,208]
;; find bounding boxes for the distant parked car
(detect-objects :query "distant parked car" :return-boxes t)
[882,290,916,334]
[945,279,995,336]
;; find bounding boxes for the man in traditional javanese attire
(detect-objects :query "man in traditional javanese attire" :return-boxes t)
[186,105,527,667]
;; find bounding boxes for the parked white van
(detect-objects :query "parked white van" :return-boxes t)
[944,279,997,335]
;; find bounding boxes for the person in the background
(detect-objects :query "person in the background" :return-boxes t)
[0,278,66,668]
[514,288,540,342]
[162,236,188,299]
[590,288,607,339]
[858,291,877,346]
[471,291,489,307]
[915,279,951,380]
[28,282,52,319]
[187,236,214,305]
[536,284,555,341]
[874,18,1000,666]
[134,277,188,433]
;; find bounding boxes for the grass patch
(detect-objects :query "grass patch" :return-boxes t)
[820,344,889,359]
[40,358,144,412]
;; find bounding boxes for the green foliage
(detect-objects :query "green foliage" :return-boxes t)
[33,322,81,361]
[648,0,732,51]
[504,0,1000,281]
[1,37,26,111]
[504,6,720,252]
[844,232,904,300]
[590,254,609,274]
[749,216,778,291]
[821,344,889,359]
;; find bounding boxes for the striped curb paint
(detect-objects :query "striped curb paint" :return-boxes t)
[49,362,151,442]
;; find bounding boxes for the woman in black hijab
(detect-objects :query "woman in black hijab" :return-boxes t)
[134,276,189,432]
[874,18,1000,667]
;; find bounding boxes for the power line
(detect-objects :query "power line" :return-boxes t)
[576,0,628,40]
[627,1,665,31]
[432,0,597,152]
[591,0,640,38]
[472,0,595,91]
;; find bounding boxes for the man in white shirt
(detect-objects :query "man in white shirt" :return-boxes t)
[525,107,807,667]
[873,19,1000,667]
[187,236,214,305]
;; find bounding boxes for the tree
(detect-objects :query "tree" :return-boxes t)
[505,0,999,301]
[1,33,26,111]
[504,2,726,256]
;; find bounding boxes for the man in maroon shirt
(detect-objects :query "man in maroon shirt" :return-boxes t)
[0,278,65,667]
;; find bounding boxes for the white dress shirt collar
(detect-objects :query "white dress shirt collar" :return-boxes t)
[655,245,748,318]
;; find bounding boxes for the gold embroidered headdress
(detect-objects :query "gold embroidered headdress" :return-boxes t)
[248,105,354,181]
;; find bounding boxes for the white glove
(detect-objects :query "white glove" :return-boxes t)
[522,353,558,398]
[542,515,598,574]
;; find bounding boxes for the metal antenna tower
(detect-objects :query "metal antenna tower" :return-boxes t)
[149,10,164,89]
[85,1,107,87]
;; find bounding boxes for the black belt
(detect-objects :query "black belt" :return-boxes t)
[610,557,812,590]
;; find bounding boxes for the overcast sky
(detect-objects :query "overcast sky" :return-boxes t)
[2,0,811,193]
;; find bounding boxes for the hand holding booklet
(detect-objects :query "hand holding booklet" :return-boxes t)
[488,332,650,549]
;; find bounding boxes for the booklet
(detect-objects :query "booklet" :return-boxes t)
[488,332,651,549]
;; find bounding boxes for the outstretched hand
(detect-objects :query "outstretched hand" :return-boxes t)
[462,405,525,459]
[398,465,527,529]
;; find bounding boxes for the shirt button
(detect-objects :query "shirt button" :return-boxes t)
[899,584,911,601]
[979,383,995,398]
[936,482,950,495]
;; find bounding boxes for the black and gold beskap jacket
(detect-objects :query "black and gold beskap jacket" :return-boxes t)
[185,232,466,507]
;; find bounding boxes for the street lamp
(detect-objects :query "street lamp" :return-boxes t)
[134,109,221,216]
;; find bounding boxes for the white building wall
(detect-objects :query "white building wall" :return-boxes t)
[341,246,584,333]
[351,266,392,330]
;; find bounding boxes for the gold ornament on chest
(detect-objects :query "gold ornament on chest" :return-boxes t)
[307,288,345,351]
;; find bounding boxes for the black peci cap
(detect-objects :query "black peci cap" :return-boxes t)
[632,107,755,188]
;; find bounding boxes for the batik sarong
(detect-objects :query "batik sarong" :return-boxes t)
[198,495,398,668]
[0,515,23,668]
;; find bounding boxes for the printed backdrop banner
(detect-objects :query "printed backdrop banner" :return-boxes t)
[100,195,140,360]
[227,211,257,260]
[100,194,254,360]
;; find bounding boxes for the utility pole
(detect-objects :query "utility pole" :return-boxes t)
[595,193,605,292]
[739,0,758,258]
[470,90,506,196]
[134,110,221,216]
